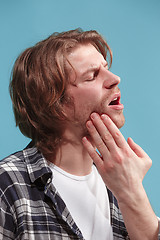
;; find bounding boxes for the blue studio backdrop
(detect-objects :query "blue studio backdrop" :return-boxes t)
[0,0,160,216]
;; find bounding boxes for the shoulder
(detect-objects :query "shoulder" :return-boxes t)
[0,146,51,194]
[0,150,25,176]
[0,147,40,192]
[0,149,29,196]
[0,150,27,217]
[0,146,42,173]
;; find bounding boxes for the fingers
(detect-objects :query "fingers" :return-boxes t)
[85,119,110,158]
[88,113,127,152]
[127,137,152,173]
[127,137,150,159]
[101,114,127,149]
[82,136,104,171]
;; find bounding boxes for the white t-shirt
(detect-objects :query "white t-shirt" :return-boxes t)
[49,163,113,240]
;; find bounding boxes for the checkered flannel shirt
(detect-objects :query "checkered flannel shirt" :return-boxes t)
[0,146,159,239]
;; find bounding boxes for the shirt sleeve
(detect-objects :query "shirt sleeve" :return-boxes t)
[158,217,160,240]
[0,169,16,239]
[0,193,15,239]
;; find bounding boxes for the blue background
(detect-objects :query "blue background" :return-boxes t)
[0,0,160,216]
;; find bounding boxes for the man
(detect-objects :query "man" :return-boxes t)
[0,29,159,239]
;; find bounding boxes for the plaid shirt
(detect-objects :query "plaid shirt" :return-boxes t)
[0,146,158,240]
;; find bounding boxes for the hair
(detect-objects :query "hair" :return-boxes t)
[9,28,112,158]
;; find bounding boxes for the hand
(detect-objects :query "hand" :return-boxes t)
[82,113,159,240]
[82,112,152,203]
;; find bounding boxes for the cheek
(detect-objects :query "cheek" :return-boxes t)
[75,87,101,105]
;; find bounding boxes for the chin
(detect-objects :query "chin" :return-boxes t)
[112,115,125,129]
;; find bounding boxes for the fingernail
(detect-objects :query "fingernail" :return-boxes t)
[91,112,98,120]
[86,120,93,128]
[101,114,108,120]
[82,137,87,143]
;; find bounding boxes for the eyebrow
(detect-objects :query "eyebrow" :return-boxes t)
[81,61,108,78]
[81,65,99,78]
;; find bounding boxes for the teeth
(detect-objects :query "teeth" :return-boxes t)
[109,96,119,106]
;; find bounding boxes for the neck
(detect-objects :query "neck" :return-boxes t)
[55,142,93,176]
[48,128,93,176]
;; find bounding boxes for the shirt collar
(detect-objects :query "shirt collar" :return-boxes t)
[23,146,52,186]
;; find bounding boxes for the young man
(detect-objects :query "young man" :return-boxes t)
[0,29,159,239]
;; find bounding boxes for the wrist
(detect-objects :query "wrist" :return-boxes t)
[117,186,159,240]
[116,182,145,209]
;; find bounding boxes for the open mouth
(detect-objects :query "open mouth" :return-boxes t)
[109,96,120,105]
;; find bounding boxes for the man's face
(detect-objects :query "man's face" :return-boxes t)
[65,44,125,137]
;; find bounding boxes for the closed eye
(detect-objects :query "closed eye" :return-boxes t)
[94,69,99,78]
[87,69,100,81]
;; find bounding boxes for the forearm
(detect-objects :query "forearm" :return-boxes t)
[117,184,159,240]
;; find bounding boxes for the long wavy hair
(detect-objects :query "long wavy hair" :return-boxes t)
[9,28,112,158]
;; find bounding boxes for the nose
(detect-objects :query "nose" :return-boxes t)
[103,69,120,89]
